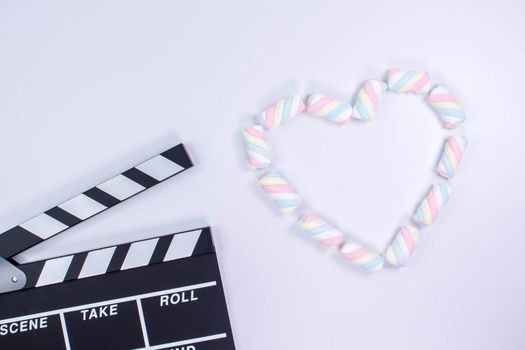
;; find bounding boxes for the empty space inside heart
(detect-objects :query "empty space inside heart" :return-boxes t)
[270,94,447,250]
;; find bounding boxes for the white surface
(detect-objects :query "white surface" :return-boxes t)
[59,194,106,220]
[136,155,184,181]
[121,238,159,270]
[78,247,117,279]
[97,174,145,201]
[20,213,68,239]
[164,229,203,261]
[36,256,74,288]
[1,1,524,349]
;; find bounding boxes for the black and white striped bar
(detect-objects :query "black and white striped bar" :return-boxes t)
[0,144,193,259]
[19,228,212,290]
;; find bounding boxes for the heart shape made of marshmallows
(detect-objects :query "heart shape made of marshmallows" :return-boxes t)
[241,69,469,272]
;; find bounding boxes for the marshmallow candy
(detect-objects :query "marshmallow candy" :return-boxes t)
[259,95,305,129]
[242,125,272,169]
[384,225,421,267]
[352,79,387,121]
[427,85,466,129]
[413,183,453,226]
[339,241,384,272]
[306,93,353,125]
[298,213,344,248]
[387,68,431,94]
[436,135,469,179]
[258,170,301,213]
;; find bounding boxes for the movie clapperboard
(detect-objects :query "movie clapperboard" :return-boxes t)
[0,144,236,350]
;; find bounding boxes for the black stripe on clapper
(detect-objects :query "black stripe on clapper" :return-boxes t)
[46,207,82,227]
[106,244,131,273]
[162,144,193,170]
[83,187,120,208]
[192,227,215,256]
[64,252,88,281]
[19,260,46,289]
[0,227,42,259]
[149,234,174,264]
[122,168,159,188]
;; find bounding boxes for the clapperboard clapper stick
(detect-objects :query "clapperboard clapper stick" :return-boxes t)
[0,144,236,350]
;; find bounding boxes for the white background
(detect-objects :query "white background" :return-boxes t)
[1,1,525,349]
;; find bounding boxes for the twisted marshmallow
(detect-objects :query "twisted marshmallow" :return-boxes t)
[258,170,300,213]
[384,225,421,267]
[298,213,344,248]
[413,183,453,226]
[242,125,272,169]
[387,69,431,94]
[339,241,384,272]
[259,95,305,129]
[306,93,352,125]
[436,135,469,179]
[352,79,387,121]
[427,85,466,129]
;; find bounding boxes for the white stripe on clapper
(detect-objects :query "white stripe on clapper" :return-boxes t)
[78,246,116,279]
[59,194,106,220]
[20,213,69,239]
[136,155,184,181]
[97,174,145,201]
[164,229,202,262]
[36,255,74,287]
[121,238,159,270]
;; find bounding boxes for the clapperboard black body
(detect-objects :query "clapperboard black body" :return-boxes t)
[0,144,236,350]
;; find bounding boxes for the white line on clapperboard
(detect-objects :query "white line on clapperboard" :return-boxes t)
[136,299,151,348]
[134,333,228,350]
[1,281,224,349]
[59,313,72,350]
[0,281,217,324]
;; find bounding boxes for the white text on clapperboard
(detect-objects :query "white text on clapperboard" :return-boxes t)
[160,290,198,306]
[0,290,199,336]
[0,318,48,335]
[80,304,118,321]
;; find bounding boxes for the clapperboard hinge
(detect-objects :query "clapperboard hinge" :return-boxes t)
[0,143,193,294]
